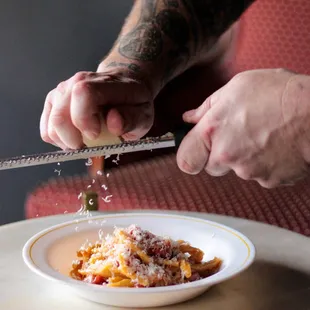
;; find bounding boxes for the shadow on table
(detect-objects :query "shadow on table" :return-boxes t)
[157,260,310,310]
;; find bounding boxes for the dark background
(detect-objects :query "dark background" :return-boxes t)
[0,0,132,225]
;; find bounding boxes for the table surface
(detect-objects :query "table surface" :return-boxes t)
[1,211,310,310]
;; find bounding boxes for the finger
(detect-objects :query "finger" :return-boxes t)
[182,86,224,124]
[106,102,154,140]
[205,163,230,177]
[71,77,152,140]
[40,91,54,144]
[50,81,83,149]
[176,117,211,175]
[183,96,212,124]
[204,142,232,177]
[70,81,101,141]
[258,168,307,188]
[47,127,68,150]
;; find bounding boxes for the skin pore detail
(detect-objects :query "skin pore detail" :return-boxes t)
[116,0,255,86]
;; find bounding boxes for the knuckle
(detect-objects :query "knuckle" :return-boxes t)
[234,167,254,181]
[201,124,215,141]
[231,72,249,86]
[72,115,90,130]
[72,80,89,97]
[56,81,67,94]
[216,151,233,165]
[40,131,50,143]
[275,68,289,75]
[232,72,244,81]
[45,90,54,104]
[73,71,88,82]
[47,128,57,141]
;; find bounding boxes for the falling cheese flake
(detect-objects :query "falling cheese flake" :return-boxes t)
[101,184,108,191]
[78,192,82,200]
[106,173,110,178]
[97,170,103,176]
[98,229,104,240]
[85,158,93,166]
[100,220,107,226]
[87,185,92,189]
[112,153,122,165]
[92,179,96,184]
[54,169,61,176]
[102,195,113,203]
[77,204,86,213]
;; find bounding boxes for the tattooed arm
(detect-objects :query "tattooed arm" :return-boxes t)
[40,0,255,153]
[99,0,255,96]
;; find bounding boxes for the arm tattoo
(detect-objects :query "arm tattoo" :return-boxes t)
[118,0,255,81]
[118,1,163,62]
[105,62,141,73]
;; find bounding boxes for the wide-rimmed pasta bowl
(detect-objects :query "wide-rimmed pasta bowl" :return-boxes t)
[23,213,255,308]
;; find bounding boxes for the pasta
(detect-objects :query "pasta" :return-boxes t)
[70,225,222,288]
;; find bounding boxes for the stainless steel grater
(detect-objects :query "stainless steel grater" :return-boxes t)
[0,133,176,170]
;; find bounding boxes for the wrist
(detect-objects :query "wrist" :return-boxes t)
[97,55,164,99]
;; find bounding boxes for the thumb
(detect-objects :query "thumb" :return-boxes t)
[176,116,211,175]
[106,102,154,140]
[183,96,212,124]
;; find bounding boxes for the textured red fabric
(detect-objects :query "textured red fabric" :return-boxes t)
[26,154,310,236]
[228,0,310,76]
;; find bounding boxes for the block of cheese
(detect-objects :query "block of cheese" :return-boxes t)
[82,119,121,147]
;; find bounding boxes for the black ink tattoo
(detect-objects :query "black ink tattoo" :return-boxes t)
[119,0,163,61]
[106,62,141,73]
[119,24,163,61]
[118,0,256,83]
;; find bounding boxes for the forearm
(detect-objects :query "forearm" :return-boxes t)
[99,0,255,96]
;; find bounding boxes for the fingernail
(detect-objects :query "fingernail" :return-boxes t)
[84,130,99,140]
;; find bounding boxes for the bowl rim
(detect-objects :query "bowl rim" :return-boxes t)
[23,212,256,294]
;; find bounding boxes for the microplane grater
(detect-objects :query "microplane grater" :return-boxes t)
[0,134,175,170]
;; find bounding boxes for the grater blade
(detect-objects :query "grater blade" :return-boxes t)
[0,134,175,171]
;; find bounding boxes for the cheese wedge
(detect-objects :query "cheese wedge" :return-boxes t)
[82,119,121,147]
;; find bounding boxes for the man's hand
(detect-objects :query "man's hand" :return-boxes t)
[40,0,256,150]
[40,67,154,150]
[177,69,310,188]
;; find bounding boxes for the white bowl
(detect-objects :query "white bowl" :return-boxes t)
[23,213,255,308]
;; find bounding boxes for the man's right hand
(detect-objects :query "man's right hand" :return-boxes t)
[40,68,154,150]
